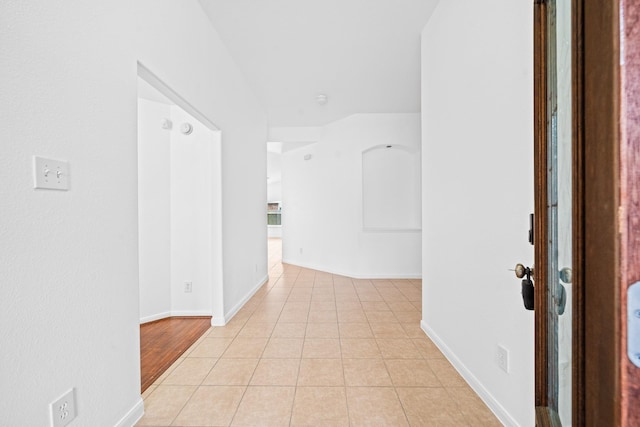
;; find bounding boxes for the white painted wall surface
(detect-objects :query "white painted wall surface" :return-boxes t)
[268,126,323,143]
[267,185,282,203]
[267,151,282,202]
[169,105,218,316]
[362,145,421,230]
[138,100,222,323]
[0,0,267,424]
[421,2,534,426]
[267,226,283,238]
[282,114,421,278]
[138,99,172,322]
[267,182,282,202]
[0,1,142,425]
[137,0,268,322]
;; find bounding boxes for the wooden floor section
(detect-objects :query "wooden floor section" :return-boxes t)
[140,317,211,392]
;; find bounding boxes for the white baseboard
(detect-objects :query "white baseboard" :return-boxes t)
[140,310,212,324]
[114,397,144,427]
[211,274,269,326]
[211,316,227,326]
[170,310,212,317]
[281,258,421,280]
[421,320,518,427]
[139,311,172,324]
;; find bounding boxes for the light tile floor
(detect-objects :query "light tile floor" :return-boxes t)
[136,239,501,426]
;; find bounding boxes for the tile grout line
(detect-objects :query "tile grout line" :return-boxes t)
[228,267,285,427]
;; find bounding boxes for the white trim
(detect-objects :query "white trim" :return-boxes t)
[421,320,520,427]
[213,274,269,326]
[139,311,212,324]
[114,397,144,427]
[282,259,421,280]
[361,228,422,233]
[211,317,227,327]
[137,62,219,131]
[170,310,212,317]
[139,311,172,324]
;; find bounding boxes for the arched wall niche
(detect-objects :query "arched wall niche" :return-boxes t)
[362,144,421,231]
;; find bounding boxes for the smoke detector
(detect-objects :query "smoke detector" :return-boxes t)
[180,122,193,135]
[316,94,328,105]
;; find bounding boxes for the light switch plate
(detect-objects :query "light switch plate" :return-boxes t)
[34,156,69,190]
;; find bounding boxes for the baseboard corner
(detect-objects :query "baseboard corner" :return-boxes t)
[114,396,144,427]
[420,321,520,427]
[221,274,269,325]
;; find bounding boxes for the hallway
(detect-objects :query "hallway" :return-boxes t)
[136,239,499,426]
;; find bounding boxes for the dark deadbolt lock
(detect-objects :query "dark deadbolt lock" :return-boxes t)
[521,278,535,310]
[515,263,534,311]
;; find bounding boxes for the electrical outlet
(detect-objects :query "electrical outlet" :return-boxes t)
[50,388,76,427]
[299,247,303,254]
[496,345,509,373]
[184,282,192,293]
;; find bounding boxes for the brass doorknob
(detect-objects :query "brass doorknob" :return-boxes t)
[515,264,534,279]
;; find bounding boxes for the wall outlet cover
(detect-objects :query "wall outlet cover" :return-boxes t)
[50,388,77,427]
[496,345,509,373]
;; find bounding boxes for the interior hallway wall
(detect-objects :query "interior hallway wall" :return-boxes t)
[138,98,221,322]
[138,99,172,321]
[0,1,141,425]
[169,105,218,317]
[137,0,269,323]
[267,151,282,202]
[282,113,421,278]
[0,0,268,424]
[421,1,535,426]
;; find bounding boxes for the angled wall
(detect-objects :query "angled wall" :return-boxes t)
[282,113,421,278]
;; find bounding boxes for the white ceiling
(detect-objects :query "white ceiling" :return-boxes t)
[198,0,439,127]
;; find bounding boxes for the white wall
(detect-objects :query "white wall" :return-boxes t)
[137,0,268,322]
[138,99,221,322]
[0,0,267,424]
[267,151,282,202]
[0,1,142,425]
[362,145,421,230]
[169,105,219,317]
[282,114,421,278]
[138,99,172,321]
[421,1,534,426]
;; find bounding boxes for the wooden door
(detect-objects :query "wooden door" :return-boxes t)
[534,0,640,424]
[533,0,573,423]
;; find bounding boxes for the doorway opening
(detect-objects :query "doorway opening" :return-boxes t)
[137,65,223,323]
[136,63,225,389]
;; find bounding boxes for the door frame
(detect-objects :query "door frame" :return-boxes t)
[534,0,640,425]
[532,0,554,423]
